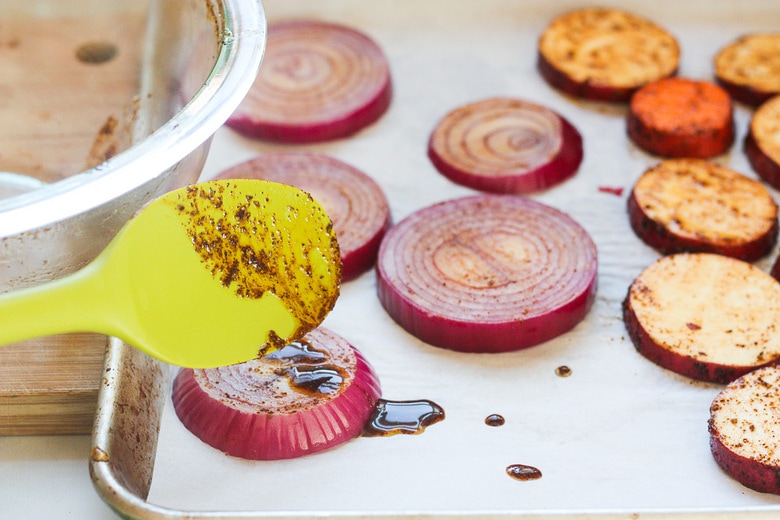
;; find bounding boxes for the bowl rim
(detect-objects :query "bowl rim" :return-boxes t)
[0,0,266,237]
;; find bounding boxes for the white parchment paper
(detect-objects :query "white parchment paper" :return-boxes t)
[146,0,780,516]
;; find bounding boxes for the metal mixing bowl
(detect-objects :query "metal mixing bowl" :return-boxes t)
[0,0,266,290]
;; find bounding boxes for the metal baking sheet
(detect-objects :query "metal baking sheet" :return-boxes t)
[91,0,780,518]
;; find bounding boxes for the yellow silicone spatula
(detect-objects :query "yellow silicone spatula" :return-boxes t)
[0,179,342,368]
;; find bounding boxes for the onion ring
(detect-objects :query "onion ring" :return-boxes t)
[376,194,598,353]
[227,20,392,143]
[427,97,583,194]
[171,327,381,460]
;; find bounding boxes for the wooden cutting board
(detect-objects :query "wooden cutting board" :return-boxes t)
[0,334,107,435]
[0,13,145,182]
[0,13,145,435]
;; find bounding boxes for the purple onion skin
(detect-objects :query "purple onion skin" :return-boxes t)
[341,212,392,282]
[377,275,597,353]
[227,81,392,144]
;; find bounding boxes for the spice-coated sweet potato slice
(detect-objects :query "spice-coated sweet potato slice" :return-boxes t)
[715,33,780,108]
[623,253,780,384]
[709,364,780,495]
[628,158,778,261]
[537,7,679,103]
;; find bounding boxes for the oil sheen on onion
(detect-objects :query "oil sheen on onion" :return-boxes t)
[171,327,381,460]
[376,194,598,353]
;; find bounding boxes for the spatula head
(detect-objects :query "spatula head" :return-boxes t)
[104,179,342,368]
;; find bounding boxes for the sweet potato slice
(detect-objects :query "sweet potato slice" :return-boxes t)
[537,7,679,103]
[745,94,780,190]
[772,255,780,282]
[709,364,780,495]
[627,77,735,158]
[623,253,780,384]
[715,33,780,108]
[628,158,778,261]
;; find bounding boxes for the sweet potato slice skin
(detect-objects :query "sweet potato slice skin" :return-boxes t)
[628,158,778,261]
[715,33,780,108]
[627,78,735,158]
[745,94,780,190]
[623,253,780,384]
[709,364,780,495]
[537,7,679,102]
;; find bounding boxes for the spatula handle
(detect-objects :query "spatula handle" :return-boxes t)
[0,266,105,346]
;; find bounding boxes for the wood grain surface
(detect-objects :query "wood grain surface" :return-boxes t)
[0,334,106,435]
[0,15,143,181]
[0,13,144,435]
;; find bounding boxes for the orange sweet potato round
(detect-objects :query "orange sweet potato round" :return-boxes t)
[627,78,735,158]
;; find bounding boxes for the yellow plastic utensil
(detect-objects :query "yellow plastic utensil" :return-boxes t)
[0,179,342,368]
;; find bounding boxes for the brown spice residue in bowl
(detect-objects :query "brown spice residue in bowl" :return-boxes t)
[75,41,119,64]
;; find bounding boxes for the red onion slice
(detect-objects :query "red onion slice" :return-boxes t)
[427,98,583,194]
[376,195,598,353]
[171,327,381,460]
[227,20,392,143]
[216,153,392,282]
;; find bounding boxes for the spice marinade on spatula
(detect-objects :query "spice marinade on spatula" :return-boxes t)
[0,179,342,368]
